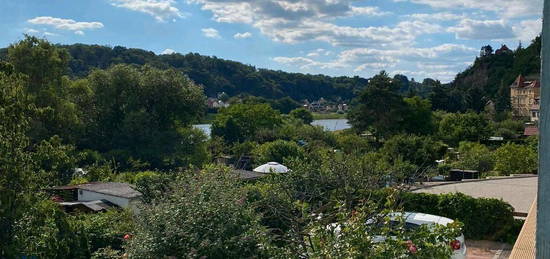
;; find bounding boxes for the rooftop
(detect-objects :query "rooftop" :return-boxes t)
[50,182,142,199]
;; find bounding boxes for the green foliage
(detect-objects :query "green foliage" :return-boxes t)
[7,35,82,143]
[380,134,446,169]
[494,142,538,175]
[69,210,134,255]
[394,192,516,241]
[12,199,88,258]
[492,118,524,139]
[0,71,38,257]
[402,96,434,135]
[59,44,369,102]
[134,171,173,204]
[33,135,81,185]
[253,140,304,165]
[348,71,408,138]
[126,166,270,258]
[290,107,314,124]
[86,64,206,169]
[212,103,283,143]
[438,112,491,146]
[335,133,376,154]
[454,142,495,173]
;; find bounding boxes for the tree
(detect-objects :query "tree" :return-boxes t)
[290,107,313,124]
[7,35,69,92]
[85,64,206,169]
[438,112,492,146]
[7,35,82,143]
[0,71,37,257]
[212,103,283,143]
[252,140,304,165]
[494,143,537,175]
[480,45,493,57]
[402,96,434,135]
[348,71,408,138]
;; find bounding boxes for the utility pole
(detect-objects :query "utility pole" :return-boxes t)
[537,0,550,257]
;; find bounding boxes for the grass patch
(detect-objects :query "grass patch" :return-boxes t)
[312,112,347,120]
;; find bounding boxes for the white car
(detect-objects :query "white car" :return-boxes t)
[380,212,467,259]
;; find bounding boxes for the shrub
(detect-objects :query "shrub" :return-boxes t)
[380,134,446,169]
[252,140,304,165]
[494,143,538,175]
[126,166,269,258]
[391,191,516,241]
[455,142,495,173]
[290,108,314,124]
[336,133,376,154]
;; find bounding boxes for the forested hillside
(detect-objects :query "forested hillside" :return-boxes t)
[1,44,367,102]
[429,37,541,113]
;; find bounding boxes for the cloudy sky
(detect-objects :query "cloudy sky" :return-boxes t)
[0,0,543,82]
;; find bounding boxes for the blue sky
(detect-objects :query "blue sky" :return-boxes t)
[0,0,543,82]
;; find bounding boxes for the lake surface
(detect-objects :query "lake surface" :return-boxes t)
[193,119,351,137]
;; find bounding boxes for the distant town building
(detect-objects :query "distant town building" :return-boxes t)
[207,97,229,109]
[510,75,540,118]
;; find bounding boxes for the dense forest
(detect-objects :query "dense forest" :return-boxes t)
[1,43,368,102]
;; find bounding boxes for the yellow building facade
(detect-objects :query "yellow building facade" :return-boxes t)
[510,75,540,118]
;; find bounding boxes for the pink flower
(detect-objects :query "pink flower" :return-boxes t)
[405,240,417,254]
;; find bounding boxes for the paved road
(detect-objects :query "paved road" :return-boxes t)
[413,176,538,214]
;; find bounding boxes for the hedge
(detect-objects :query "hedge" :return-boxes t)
[370,190,520,242]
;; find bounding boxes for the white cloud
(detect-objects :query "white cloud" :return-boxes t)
[25,28,39,34]
[306,48,332,57]
[274,43,476,81]
[74,30,85,35]
[202,28,221,38]
[350,6,391,16]
[396,0,542,18]
[513,19,542,43]
[161,48,176,54]
[190,0,403,47]
[273,56,343,70]
[28,16,104,31]
[448,19,515,40]
[43,31,58,36]
[233,32,252,39]
[408,12,466,21]
[110,0,183,22]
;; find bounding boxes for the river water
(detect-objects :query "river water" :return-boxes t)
[193,119,351,137]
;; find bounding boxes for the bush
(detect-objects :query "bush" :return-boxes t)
[454,142,495,173]
[380,134,446,169]
[336,133,376,154]
[126,166,270,258]
[387,191,516,241]
[494,142,538,175]
[290,108,314,124]
[252,140,304,165]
